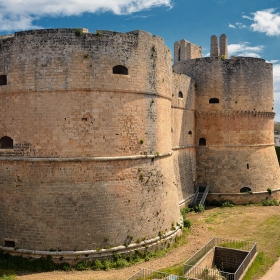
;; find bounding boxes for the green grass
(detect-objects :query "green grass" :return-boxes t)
[243,252,265,280]
[0,269,16,280]
[159,262,184,276]
[0,228,190,274]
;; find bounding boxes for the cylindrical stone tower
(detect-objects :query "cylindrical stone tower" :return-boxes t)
[219,34,228,58]
[210,35,219,57]
[0,29,181,261]
[174,56,280,195]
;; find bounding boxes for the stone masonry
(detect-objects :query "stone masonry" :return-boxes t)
[0,29,279,261]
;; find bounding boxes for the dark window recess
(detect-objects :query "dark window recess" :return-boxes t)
[0,136,13,149]
[113,65,128,75]
[4,240,15,247]
[199,138,206,146]
[82,118,87,121]
[209,98,219,104]
[178,47,181,61]
[188,131,192,135]
[178,91,183,98]
[247,164,249,169]
[0,75,7,86]
[240,187,251,193]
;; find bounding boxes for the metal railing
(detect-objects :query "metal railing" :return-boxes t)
[200,185,209,206]
[184,265,234,280]
[127,238,257,280]
[126,268,188,280]
[183,237,257,280]
[234,243,257,279]
[183,237,215,274]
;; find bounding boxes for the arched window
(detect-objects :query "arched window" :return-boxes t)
[199,138,206,146]
[113,65,128,75]
[0,75,7,86]
[209,98,219,104]
[0,136,13,149]
[188,131,192,135]
[240,187,251,193]
[178,91,183,98]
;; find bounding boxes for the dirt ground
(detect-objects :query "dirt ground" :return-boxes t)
[16,205,280,280]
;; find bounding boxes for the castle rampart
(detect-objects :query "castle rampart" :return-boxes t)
[0,29,182,258]
[173,52,279,194]
[0,29,279,261]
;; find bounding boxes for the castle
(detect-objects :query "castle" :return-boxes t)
[0,28,279,262]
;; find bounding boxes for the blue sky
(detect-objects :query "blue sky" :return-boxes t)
[1,0,280,120]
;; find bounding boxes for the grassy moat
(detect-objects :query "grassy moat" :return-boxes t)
[1,203,280,280]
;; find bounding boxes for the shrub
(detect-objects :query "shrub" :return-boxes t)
[221,200,234,208]
[267,188,272,195]
[180,207,192,216]
[262,199,279,206]
[183,218,191,229]
[194,204,205,213]
[74,28,83,36]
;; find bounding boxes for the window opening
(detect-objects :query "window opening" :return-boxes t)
[0,136,13,149]
[0,75,7,86]
[209,98,219,104]
[4,240,15,247]
[178,47,181,61]
[199,138,206,146]
[178,91,183,98]
[113,65,128,75]
[247,164,249,169]
[240,187,251,193]
[188,131,192,135]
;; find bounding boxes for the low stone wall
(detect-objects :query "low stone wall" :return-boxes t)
[214,247,248,273]
[207,188,280,205]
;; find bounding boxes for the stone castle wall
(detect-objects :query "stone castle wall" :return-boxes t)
[171,73,196,203]
[0,29,182,253]
[173,56,280,193]
[0,29,280,258]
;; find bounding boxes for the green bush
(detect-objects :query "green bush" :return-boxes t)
[180,207,192,216]
[183,218,191,229]
[221,200,234,208]
[74,28,83,36]
[262,199,279,206]
[267,188,272,195]
[194,204,205,213]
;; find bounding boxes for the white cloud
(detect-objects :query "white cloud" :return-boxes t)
[0,0,172,32]
[242,15,253,20]
[235,22,247,29]
[228,23,235,29]
[267,60,279,64]
[244,8,280,36]
[228,43,264,58]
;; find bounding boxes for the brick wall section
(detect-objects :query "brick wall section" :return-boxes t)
[0,29,173,157]
[197,146,280,193]
[214,247,248,273]
[174,40,202,63]
[0,29,181,252]
[0,157,180,251]
[171,73,196,201]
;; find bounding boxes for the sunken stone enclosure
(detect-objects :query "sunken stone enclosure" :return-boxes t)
[0,29,279,261]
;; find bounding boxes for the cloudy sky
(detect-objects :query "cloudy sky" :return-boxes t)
[1,0,280,120]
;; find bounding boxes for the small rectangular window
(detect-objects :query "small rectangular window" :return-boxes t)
[4,240,15,247]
